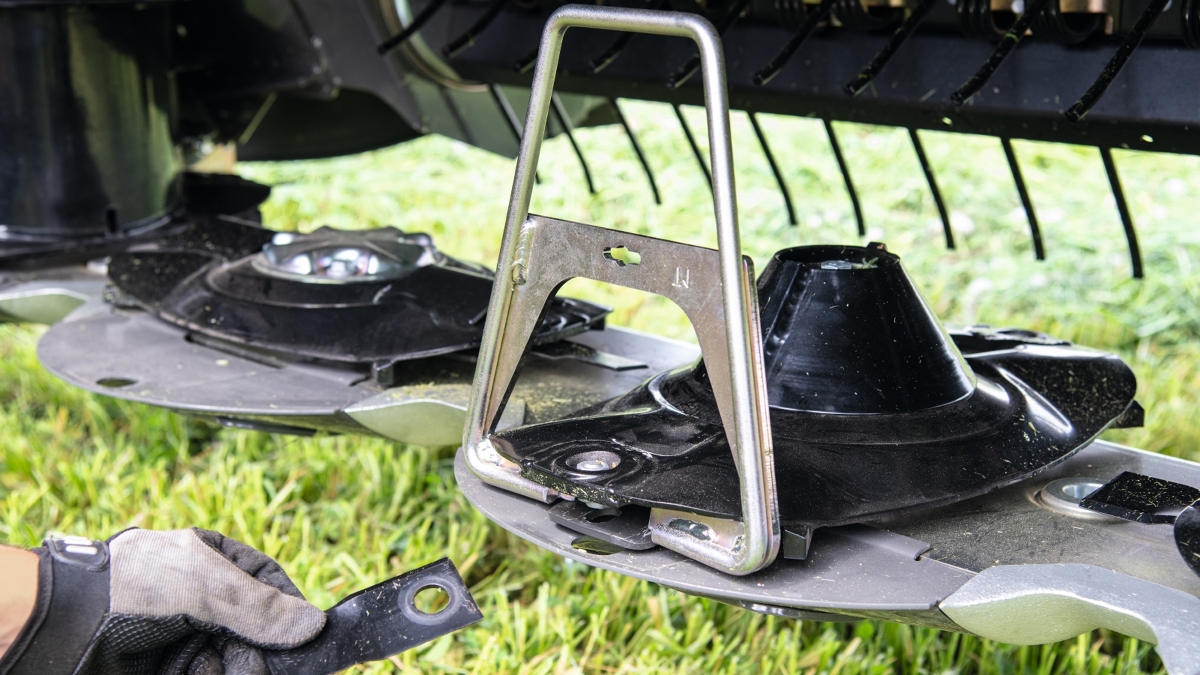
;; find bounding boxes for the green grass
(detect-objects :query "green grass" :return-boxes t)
[4,100,1200,673]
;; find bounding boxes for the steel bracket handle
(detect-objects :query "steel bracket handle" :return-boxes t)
[461,5,780,575]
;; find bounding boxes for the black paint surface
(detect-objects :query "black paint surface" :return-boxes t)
[492,245,1138,528]
[108,219,609,365]
[262,558,482,675]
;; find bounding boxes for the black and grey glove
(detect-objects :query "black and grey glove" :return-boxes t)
[0,528,326,675]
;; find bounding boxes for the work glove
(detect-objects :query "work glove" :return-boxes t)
[0,528,325,675]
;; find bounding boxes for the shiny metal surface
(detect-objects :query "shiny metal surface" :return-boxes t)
[0,264,107,324]
[0,6,179,242]
[459,440,1200,671]
[38,305,699,441]
[255,227,457,283]
[1037,477,1113,519]
[461,5,779,575]
[456,448,971,615]
[942,565,1200,675]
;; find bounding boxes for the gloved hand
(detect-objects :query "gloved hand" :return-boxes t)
[0,528,326,675]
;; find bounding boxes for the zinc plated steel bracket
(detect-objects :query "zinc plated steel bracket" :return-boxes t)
[461,4,780,575]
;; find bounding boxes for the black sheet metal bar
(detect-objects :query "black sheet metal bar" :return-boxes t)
[824,119,865,236]
[673,103,712,190]
[753,0,837,86]
[749,112,797,225]
[951,0,1050,105]
[1100,147,1144,279]
[444,0,508,58]
[1000,137,1045,260]
[1065,0,1169,121]
[491,84,541,184]
[844,0,939,96]
[609,98,661,204]
[909,128,954,249]
[666,0,753,89]
[378,0,452,55]
[551,93,596,194]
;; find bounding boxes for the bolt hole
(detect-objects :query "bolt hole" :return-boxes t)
[585,507,622,523]
[603,246,641,267]
[566,450,621,473]
[412,585,450,615]
[96,377,137,388]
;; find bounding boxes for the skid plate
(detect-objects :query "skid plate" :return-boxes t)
[457,440,1200,670]
[38,306,699,440]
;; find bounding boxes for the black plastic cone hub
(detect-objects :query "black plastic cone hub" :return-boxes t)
[759,243,973,414]
[107,220,609,367]
[491,243,1138,531]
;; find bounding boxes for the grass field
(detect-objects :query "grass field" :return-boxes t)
[3,100,1200,673]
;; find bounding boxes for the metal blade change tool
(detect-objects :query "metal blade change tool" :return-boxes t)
[459,4,779,576]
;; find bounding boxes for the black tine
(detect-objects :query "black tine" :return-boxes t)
[951,0,1049,105]
[551,94,596,194]
[753,0,836,86]
[1100,146,1144,279]
[443,0,508,58]
[666,55,704,90]
[491,84,541,184]
[844,0,939,96]
[589,33,636,73]
[438,87,475,146]
[609,98,661,205]
[1065,0,1169,121]
[909,128,954,249]
[673,104,712,190]
[490,84,522,145]
[667,0,752,89]
[377,0,452,55]
[515,46,539,73]
[824,119,865,236]
[749,112,797,226]
[1000,137,1045,260]
[586,0,670,74]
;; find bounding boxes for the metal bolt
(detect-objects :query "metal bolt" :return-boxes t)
[576,458,611,472]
